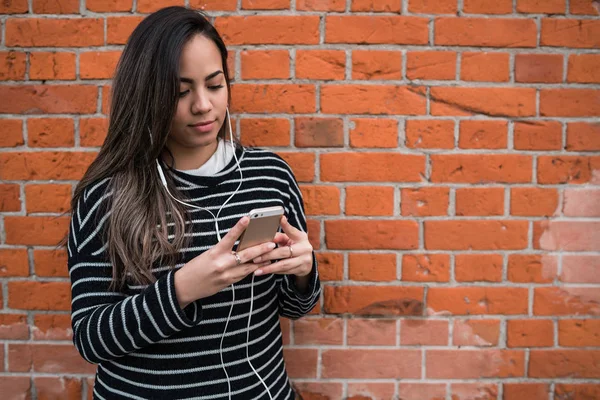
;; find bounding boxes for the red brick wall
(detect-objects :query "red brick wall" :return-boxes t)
[1,0,600,399]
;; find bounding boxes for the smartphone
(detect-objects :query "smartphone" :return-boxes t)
[237,206,285,251]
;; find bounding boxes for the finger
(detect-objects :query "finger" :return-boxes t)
[280,216,305,241]
[215,216,249,251]
[273,232,291,246]
[254,259,299,276]
[252,245,294,263]
[237,241,277,264]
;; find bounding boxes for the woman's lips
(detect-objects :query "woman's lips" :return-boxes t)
[190,120,215,133]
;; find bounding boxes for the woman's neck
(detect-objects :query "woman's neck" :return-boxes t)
[163,139,220,170]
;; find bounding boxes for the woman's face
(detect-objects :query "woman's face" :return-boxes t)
[168,34,229,152]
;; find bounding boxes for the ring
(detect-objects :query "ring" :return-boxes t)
[233,252,242,266]
[288,245,293,258]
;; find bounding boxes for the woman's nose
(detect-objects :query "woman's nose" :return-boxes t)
[191,90,212,114]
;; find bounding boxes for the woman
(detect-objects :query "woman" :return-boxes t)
[67,6,320,399]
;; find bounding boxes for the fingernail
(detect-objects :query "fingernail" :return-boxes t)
[253,257,261,263]
[269,242,276,249]
[255,269,263,276]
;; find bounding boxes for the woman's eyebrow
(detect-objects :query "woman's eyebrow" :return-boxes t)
[179,70,223,83]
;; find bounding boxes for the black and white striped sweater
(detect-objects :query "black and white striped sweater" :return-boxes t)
[67,146,321,399]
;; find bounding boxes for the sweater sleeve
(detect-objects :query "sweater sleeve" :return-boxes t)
[67,179,202,364]
[276,160,321,319]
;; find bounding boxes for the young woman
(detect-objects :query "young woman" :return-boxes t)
[66,6,320,399]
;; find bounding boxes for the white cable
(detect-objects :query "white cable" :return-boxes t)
[220,283,235,400]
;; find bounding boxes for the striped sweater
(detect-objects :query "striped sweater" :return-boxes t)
[67,147,321,399]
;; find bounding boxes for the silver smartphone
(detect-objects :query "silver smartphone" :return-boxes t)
[237,206,285,251]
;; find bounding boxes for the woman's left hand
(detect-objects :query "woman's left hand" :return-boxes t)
[252,216,313,277]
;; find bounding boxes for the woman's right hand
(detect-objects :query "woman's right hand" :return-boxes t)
[173,216,276,309]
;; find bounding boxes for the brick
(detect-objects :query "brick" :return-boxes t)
[348,253,396,281]
[0,0,28,13]
[0,85,96,114]
[453,319,500,346]
[9,344,95,373]
[294,383,343,400]
[300,185,340,215]
[426,350,525,378]
[0,51,26,80]
[321,153,425,182]
[568,54,600,84]
[534,221,600,251]
[455,253,503,282]
[555,385,600,400]
[402,253,450,282]
[0,119,24,147]
[561,255,600,283]
[401,187,449,217]
[322,85,426,115]
[347,383,396,400]
[314,252,343,281]
[5,216,69,246]
[405,119,454,149]
[240,119,290,147]
[406,51,457,80]
[8,281,70,310]
[0,377,31,399]
[29,52,76,80]
[295,50,345,81]
[25,184,71,213]
[431,154,532,183]
[352,0,401,11]
[559,320,600,347]
[0,152,96,180]
[507,319,554,347]
[349,118,398,148]
[565,193,600,232]
[426,220,528,251]
[276,152,314,182]
[324,285,424,316]
[34,249,69,278]
[80,51,121,79]
[537,155,599,184]
[33,0,79,13]
[0,314,29,339]
[455,187,504,216]
[137,0,184,12]
[529,350,600,378]
[461,52,510,82]
[401,320,448,345]
[534,287,600,316]
[399,384,447,400]
[464,0,512,13]
[216,16,319,45]
[32,314,72,340]
[507,254,558,283]
[80,117,108,147]
[0,184,21,212]
[515,54,563,83]
[570,0,599,14]
[408,0,457,13]
[510,187,559,218]
[517,0,566,13]
[353,50,402,80]
[28,118,75,147]
[7,18,103,47]
[307,219,320,251]
[345,186,394,216]
[431,87,536,117]
[541,19,600,48]
[293,318,343,345]
[326,16,429,44]
[35,376,82,400]
[503,383,549,400]
[458,120,507,150]
[241,50,289,80]
[295,117,344,147]
[347,319,396,346]
[567,122,600,152]
[297,0,345,10]
[232,84,315,113]
[241,0,289,9]
[452,384,498,400]
[435,18,537,47]
[282,349,317,378]
[326,220,419,250]
[514,121,562,151]
[188,0,236,10]
[0,249,29,277]
[87,0,133,11]
[322,349,421,378]
[427,287,528,315]
[106,16,144,45]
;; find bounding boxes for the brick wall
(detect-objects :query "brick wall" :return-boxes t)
[1,0,599,399]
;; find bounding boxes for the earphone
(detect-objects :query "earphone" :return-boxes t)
[152,108,274,400]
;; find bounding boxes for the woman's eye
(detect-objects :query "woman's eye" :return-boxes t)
[208,84,224,90]
[179,90,190,97]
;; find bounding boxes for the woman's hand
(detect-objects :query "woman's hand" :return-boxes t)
[174,216,275,309]
[251,216,314,278]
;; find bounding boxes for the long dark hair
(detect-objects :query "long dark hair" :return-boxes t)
[66,7,233,290]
